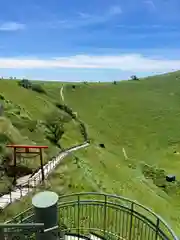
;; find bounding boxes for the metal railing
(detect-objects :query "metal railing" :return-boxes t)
[5,192,178,240]
[0,223,92,240]
[0,142,89,210]
[0,223,44,240]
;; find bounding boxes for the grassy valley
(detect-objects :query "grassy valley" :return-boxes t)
[1,72,180,234]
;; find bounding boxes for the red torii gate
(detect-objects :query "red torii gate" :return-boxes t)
[6,144,48,184]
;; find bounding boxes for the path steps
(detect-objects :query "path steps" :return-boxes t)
[0,143,89,209]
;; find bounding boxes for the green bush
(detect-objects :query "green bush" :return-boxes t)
[79,121,88,141]
[0,95,5,100]
[142,163,180,196]
[130,75,139,81]
[55,103,76,119]
[31,84,46,94]
[55,102,89,141]
[45,111,67,148]
[18,79,32,89]
[18,79,46,94]
[0,134,11,144]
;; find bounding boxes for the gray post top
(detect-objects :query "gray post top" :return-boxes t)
[32,191,59,208]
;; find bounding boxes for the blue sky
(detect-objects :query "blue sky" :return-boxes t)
[0,0,180,81]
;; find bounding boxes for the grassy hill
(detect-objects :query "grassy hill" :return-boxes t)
[64,73,180,234]
[1,72,180,234]
[0,79,84,198]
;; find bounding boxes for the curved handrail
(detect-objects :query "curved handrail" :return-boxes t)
[57,192,178,240]
[6,192,178,240]
[59,192,176,234]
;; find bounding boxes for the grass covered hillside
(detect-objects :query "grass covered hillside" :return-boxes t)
[1,72,180,235]
[0,79,84,196]
[63,72,180,234]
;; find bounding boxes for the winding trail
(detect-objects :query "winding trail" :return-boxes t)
[122,147,128,160]
[60,85,64,102]
[0,85,89,209]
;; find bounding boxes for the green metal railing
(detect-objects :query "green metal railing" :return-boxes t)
[3,192,179,240]
[0,223,44,239]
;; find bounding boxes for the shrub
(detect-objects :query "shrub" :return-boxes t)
[55,103,76,119]
[141,164,179,193]
[18,79,46,94]
[0,134,11,144]
[79,121,88,141]
[27,120,37,132]
[31,84,46,94]
[45,111,67,148]
[130,75,139,81]
[55,103,64,111]
[18,79,32,89]
[0,95,5,100]
[0,104,3,116]
[55,103,89,141]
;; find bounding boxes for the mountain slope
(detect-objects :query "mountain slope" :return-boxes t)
[1,73,180,234]
[63,73,180,234]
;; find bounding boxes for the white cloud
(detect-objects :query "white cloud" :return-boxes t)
[49,14,104,29]
[0,54,179,72]
[116,24,178,30]
[109,6,122,15]
[144,0,156,11]
[0,22,25,31]
[77,12,92,19]
[50,5,122,29]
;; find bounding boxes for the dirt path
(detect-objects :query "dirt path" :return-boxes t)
[60,85,64,102]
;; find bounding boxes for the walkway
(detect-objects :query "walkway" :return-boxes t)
[0,143,89,209]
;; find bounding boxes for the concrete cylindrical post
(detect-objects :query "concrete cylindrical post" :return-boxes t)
[32,191,59,240]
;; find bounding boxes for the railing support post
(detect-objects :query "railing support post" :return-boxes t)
[155,218,160,240]
[0,227,5,240]
[32,191,60,240]
[103,195,107,237]
[129,202,134,240]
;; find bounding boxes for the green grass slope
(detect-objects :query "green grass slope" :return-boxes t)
[1,72,180,235]
[62,72,180,234]
[0,79,83,154]
[0,79,84,198]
